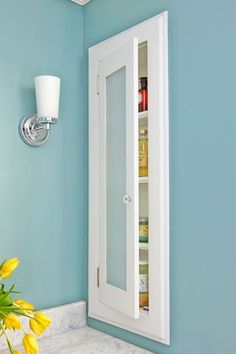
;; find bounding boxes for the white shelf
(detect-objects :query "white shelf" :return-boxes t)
[138,110,148,119]
[139,177,148,184]
[139,242,149,250]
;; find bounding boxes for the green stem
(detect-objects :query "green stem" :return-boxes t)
[12,310,33,319]
[0,322,14,354]
[21,324,27,334]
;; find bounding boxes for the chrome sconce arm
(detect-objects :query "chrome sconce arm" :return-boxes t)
[19,75,61,147]
[19,116,58,147]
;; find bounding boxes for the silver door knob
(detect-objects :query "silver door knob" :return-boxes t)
[123,195,132,204]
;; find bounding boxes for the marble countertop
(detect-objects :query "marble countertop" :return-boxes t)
[0,302,154,354]
[0,326,153,354]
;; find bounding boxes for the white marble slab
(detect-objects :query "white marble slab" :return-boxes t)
[0,326,153,354]
[0,301,86,350]
[0,301,153,353]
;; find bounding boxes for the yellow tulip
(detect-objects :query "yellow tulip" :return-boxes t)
[0,257,19,279]
[14,299,34,314]
[13,351,22,354]
[4,314,21,329]
[23,334,38,354]
[29,312,52,336]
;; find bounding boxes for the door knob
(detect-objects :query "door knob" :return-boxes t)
[123,195,132,204]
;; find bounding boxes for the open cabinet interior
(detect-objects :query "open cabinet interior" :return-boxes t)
[138,41,149,314]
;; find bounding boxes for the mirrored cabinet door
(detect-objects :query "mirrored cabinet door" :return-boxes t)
[98,38,139,319]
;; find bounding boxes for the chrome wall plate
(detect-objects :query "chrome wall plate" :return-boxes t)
[19,115,50,147]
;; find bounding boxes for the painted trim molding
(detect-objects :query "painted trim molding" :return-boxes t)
[71,0,91,5]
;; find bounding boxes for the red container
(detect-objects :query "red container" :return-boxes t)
[138,77,148,112]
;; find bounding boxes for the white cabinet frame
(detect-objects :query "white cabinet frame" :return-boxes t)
[89,12,170,345]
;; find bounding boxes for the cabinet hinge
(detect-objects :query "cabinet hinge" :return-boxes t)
[96,74,100,95]
[97,267,100,287]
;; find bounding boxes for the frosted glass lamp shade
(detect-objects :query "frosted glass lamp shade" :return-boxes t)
[35,75,61,119]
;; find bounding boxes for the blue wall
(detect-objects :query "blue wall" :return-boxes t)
[84,1,236,354]
[0,0,87,308]
[1,1,235,353]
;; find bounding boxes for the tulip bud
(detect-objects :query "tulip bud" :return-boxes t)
[30,312,52,336]
[0,257,19,279]
[4,314,21,330]
[14,299,34,315]
[23,334,39,354]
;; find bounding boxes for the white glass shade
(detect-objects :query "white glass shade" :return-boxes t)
[35,75,61,119]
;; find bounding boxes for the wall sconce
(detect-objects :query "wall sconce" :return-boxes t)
[19,75,61,147]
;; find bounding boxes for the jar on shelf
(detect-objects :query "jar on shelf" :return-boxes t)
[139,128,148,177]
[139,261,149,307]
[139,217,148,243]
[138,77,148,112]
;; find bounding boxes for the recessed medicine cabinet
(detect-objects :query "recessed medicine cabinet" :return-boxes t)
[89,12,169,344]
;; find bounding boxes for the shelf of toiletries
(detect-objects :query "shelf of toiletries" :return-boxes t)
[138,76,148,128]
[138,75,149,312]
[139,258,149,309]
[139,215,149,309]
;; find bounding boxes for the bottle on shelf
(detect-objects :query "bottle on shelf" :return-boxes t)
[138,77,148,112]
[139,217,148,243]
[139,260,149,307]
[139,128,148,177]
